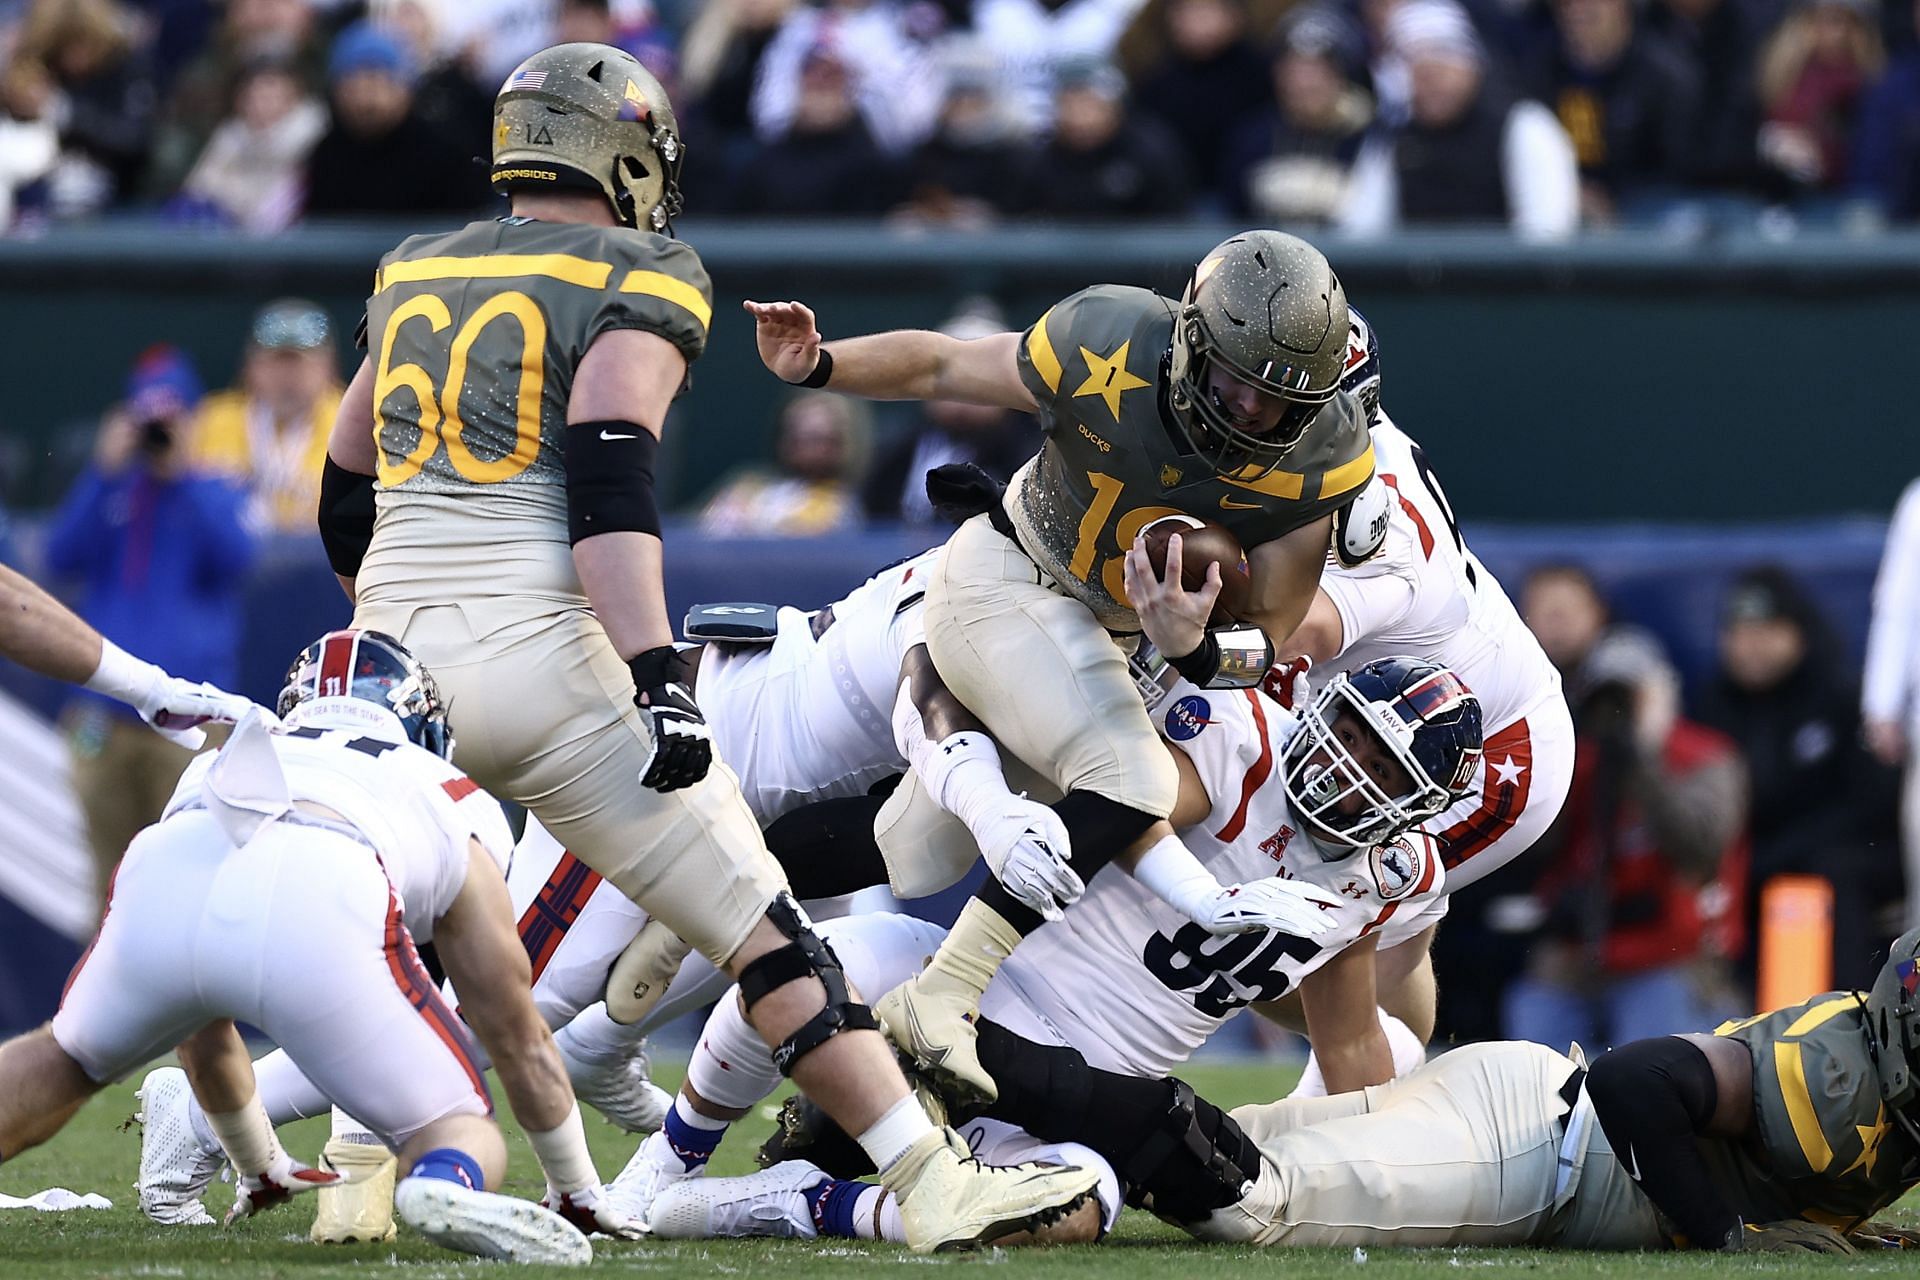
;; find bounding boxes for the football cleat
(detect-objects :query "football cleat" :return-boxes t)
[604,1129,699,1224]
[874,979,996,1108]
[647,1160,830,1239]
[395,1175,592,1265]
[562,1043,672,1134]
[310,1128,398,1243]
[134,1067,223,1226]
[880,1128,1100,1254]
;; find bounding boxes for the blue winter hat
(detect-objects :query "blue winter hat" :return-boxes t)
[125,345,204,419]
[328,21,418,87]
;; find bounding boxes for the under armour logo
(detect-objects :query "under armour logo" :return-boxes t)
[942,737,970,754]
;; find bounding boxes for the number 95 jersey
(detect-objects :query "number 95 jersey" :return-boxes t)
[356,217,712,616]
[993,680,1444,1078]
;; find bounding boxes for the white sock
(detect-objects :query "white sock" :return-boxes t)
[1289,1009,1428,1099]
[686,990,783,1111]
[555,1002,646,1065]
[857,1095,935,1172]
[673,1092,728,1131]
[851,1186,904,1241]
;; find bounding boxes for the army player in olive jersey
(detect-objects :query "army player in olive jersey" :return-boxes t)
[748,231,1374,1102]
[314,42,1099,1253]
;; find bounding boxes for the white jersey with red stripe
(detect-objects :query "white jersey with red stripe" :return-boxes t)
[694,548,937,822]
[994,679,1444,1078]
[161,723,513,943]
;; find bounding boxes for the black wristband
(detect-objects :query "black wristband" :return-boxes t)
[627,645,679,690]
[787,348,833,388]
[1168,633,1221,686]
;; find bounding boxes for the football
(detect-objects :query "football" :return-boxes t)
[1139,515,1252,624]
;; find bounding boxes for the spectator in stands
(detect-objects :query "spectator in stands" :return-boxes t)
[1222,5,1372,224]
[374,0,495,164]
[1754,0,1883,197]
[1851,0,1920,220]
[304,21,491,218]
[1503,629,1748,1047]
[751,0,940,155]
[190,299,343,534]
[680,0,797,144]
[1865,477,1920,929]
[1017,58,1191,218]
[893,43,1032,227]
[1132,0,1271,202]
[1526,0,1702,224]
[1698,565,1894,988]
[173,57,325,232]
[1645,0,1783,193]
[147,0,327,200]
[8,0,156,215]
[1521,561,1647,703]
[701,392,868,537]
[731,44,898,214]
[1340,0,1578,238]
[438,0,560,86]
[982,0,1157,130]
[43,346,252,905]
[0,56,58,230]
[862,302,1036,523]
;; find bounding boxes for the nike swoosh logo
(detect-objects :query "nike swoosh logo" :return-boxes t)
[600,429,638,441]
[1219,496,1261,511]
[1624,1143,1642,1181]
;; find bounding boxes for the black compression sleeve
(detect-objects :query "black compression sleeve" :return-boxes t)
[762,794,890,898]
[563,420,660,545]
[317,457,376,577]
[1586,1036,1739,1249]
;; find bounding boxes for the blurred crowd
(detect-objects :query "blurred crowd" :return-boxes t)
[4,0,1920,237]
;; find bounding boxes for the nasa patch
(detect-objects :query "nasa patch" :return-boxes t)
[1370,837,1424,901]
[1165,695,1212,741]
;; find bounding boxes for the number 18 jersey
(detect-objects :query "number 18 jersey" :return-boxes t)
[994,678,1444,1078]
[356,217,713,622]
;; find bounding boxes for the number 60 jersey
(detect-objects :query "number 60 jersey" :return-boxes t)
[993,679,1444,1079]
[354,217,711,618]
[1006,284,1375,631]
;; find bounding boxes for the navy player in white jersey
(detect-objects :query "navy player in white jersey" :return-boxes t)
[4,630,641,1263]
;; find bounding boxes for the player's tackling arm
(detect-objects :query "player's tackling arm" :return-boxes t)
[320,357,378,603]
[745,299,1037,411]
[1274,588,1345,666]
[1241,516,1335,645]
[1293,933,1392,1094]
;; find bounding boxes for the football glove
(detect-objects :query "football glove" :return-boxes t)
[1189,876,1345,938]
[1848,1220,1920,1249]
[972,796,1083,923]
[223,1154,342,1225]
[544,1182,648,1239]
[629,646,712,792]
[1729,1220,1858,1254]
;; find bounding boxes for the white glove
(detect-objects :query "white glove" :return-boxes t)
[142,676,263,748]
[1132,835,1343,937]
[970,796,1083,923]
[545,1181,648,1239]
[223,1153,342,1225]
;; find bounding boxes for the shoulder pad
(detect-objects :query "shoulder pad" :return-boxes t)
[1019,285,1171,402]
[1332,475,1391,567]
[1368,831,1438,902]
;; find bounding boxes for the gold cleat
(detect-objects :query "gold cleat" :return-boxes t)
[874,978,997,1108]
[880,1128,1100,1254]
[310,1132,398,1244]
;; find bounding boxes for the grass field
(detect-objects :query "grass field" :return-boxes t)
[0,1054,1909,1278]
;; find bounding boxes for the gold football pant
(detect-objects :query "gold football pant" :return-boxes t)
[921,513,1178,820]
[1194,1041,1665,1250]
[355,600,786,968]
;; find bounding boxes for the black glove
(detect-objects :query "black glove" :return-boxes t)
[925,462,1005,523]
[628,646,713,792]
[1728,1220,1859,1254]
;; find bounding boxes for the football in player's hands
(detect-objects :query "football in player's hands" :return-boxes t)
[1140,516,1251,623]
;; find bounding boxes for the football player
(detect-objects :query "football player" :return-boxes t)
[0,630,642,1263]
[314,41,1098,1251]
[603,657,1481,1238]
[1137,309,1576,1087]
[0,563,254,746]
[1192,929,1920,1252]
[748,230,1376,1103]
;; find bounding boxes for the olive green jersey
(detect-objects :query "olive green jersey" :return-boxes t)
[1005,284,1374,631]
[1698,994,1920,1232]
[364,216,710,508]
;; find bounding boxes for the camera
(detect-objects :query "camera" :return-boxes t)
[137,417,178,457]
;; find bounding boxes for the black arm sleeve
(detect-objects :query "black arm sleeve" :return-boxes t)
[317,457,376,578]
[562,420,660,545]
[1586,1036,1740,1249]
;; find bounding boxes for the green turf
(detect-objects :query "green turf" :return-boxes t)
[0,1055,1908,1277]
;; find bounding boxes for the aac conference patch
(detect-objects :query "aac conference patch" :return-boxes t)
[1165,695,1211,741]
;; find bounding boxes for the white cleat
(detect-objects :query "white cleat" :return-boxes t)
[395,1176,592,1266]
[648,1161,830,1240]
[135,1067,223,1226]
[564,1045,672,1134]
[604,1129,699,1224]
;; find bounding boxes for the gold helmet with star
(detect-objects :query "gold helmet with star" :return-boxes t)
[1168,230,1349,477]
[490,42,685,233]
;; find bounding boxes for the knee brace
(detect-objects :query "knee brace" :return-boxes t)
[1121,1078,1262,1221]
[735,894,878,1076]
